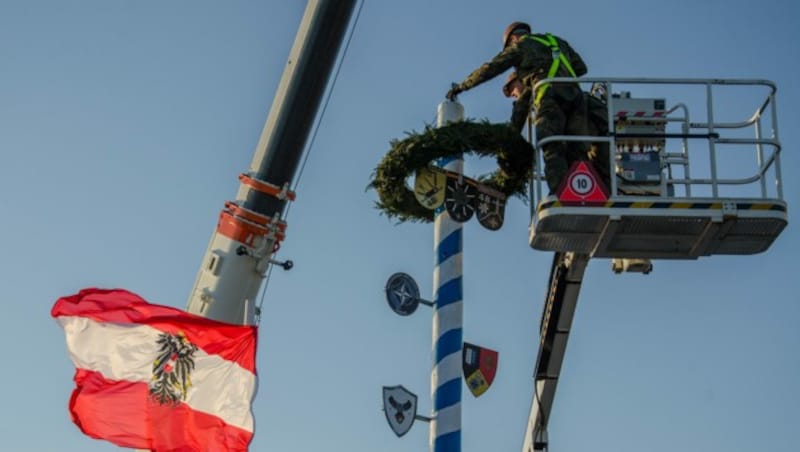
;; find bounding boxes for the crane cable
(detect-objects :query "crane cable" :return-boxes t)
[255,0,366,323]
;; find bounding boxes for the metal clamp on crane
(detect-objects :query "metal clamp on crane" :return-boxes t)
[239,173,297,202]
[220,200,288,249]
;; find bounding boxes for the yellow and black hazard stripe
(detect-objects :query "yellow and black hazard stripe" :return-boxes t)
[539,200,787,212]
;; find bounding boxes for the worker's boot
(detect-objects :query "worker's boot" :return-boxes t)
[545,169,565,196]
[543,143,569,196]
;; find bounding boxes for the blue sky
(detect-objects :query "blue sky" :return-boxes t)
[1,1,798,451]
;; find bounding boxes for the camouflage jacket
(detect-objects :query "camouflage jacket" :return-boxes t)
[457,33,587,93]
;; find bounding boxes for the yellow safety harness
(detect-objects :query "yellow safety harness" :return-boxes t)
[523,33,578,106]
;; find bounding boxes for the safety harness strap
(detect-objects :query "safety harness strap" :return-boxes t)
[526,33,578,106]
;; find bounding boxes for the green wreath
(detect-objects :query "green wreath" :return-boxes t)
[369,120,535,223]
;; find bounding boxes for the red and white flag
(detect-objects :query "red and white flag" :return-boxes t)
[52,288,257,452]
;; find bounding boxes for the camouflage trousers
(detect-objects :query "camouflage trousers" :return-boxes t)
[512,84,611,193]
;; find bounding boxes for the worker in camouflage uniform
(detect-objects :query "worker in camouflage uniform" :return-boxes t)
[503,71,611,191]
[447,21,608,193]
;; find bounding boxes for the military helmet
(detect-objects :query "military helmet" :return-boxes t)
[503,71,519,97]
[503,21,531,48]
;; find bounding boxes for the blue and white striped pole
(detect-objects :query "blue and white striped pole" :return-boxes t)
[430,100,464,452]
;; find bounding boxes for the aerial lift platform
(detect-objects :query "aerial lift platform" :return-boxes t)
[529,77,786,259]
[522,77,787,452]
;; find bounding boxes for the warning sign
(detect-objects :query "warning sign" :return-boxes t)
[557,161,608,204]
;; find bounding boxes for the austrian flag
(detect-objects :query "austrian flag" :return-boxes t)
[52,288,257,451]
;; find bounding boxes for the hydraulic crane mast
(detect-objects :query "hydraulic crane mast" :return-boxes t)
[184,0,357,325]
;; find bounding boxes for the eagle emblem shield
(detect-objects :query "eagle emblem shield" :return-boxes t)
[382,385,418,437]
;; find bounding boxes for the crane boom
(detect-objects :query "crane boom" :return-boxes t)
[184,0,357,325]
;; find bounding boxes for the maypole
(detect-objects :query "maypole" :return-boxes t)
[430,100,465,452]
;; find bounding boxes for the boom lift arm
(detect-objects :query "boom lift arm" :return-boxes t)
[522,252,590,452]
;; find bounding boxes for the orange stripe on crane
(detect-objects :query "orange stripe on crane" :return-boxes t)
[238,174,296,201]
[223,201,287,232]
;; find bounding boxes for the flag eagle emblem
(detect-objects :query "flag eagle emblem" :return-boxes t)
[149,332,198,405]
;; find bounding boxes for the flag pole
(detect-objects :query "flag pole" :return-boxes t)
[430,99,464,452]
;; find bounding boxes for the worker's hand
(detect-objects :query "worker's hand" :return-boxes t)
[446,84,462,101]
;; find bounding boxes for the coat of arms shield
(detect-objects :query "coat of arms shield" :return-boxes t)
[462,342,499,397]
[474,183,506,231]
[414,167,447,210]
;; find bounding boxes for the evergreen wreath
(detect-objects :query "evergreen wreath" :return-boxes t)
[369,120,534,223]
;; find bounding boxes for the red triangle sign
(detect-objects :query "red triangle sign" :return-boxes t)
[557,161,609,204]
